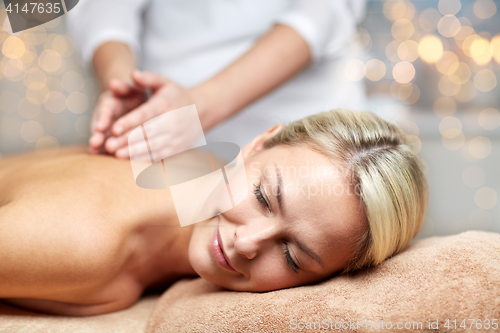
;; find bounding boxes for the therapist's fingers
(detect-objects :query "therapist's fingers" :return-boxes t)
[108,79,135,97]
[94,92,124,132]
[112,96,165,136]
[132,70,171,90]
[89,131,106,149]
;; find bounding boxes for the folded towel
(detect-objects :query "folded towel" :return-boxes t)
[147,230,500,333]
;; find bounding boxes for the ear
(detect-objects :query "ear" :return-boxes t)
[242,124,283,159]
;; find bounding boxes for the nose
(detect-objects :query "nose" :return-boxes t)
[233,219,279,260]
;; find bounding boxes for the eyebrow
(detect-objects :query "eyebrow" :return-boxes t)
[274,164,323,268]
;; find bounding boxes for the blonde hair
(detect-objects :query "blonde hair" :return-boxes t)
[263,109,429,273]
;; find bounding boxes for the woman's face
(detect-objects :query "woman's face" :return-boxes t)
[188,126,367,292]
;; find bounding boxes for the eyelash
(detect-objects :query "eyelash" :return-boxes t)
[253,182,270,212]
[253,182,299,273]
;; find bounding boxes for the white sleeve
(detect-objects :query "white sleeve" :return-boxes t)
[66,0,150,69]
[274,0,367,63]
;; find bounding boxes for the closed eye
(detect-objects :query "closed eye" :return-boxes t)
[253,182,270,212]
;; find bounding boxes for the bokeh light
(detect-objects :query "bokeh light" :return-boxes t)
[442,131,465,150]
[418,35,443,63]
[439,116,462,138]
[473,0,497,20]
[75,115,91,137]
[38,49,62,72]
[437,15,461,38]
[43,91,66,113]
[392,61,415,83]
[473,69,497,92]
[433,96,457,117]
[468,136,492,159]
[397,40,419,62]
[61,71,84,92]
[66,92,89,114]
[478,108,500,130]
[2,36,26,59]
[392,18,415,40]
[438,0,461,15]
[474,187,497,210]
[419,8,441,32]
[21,120,44,143]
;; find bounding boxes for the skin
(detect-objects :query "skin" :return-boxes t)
[0,127,366,315]
[88,23,311,157]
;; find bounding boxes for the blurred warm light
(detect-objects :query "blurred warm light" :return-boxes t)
[21,120,44,143]
[473,69,497,92]
[392,61,415,83]
[438,75,461,96]
[397,83,420,104]
[20,49,35,67]
[397,40,419,62]
[474,187,497,209]
[22,26,47,46]
[468,136,492,159]
[437,15,461,38]
[36,135,59,150]
[433,96,457,117]
[1,57,25,79]
[38,49,62,72]
[392,19,414,40]
[26,85,50,105]
[454,81,477,103]
[18,98,41,119]
[344,59,365,81]
[462,166,485,188]
[406,134,422,153]
[473,0,497,20]
[46,77,63,92]
[438,0,462,15]
[43,91,66,113]
[384,0,416,21]
[364,59,386,81]
[418,35,443,63]
[62,71,84,92]
[2,36,25,59]
[468,209,492,229]
[67,92,89,114]
[439,116,462,137]
[478,108,500,130]
[448,62,471,84]
[490,34,500,63]
[23,67,47,90]
[75,115,91,137]
[453,25,475,48]
[442,132,465,150]
[386,40,401,62]
[470,37,493,65]
[52,35,75,58]
[436,51,459,74]
[419,8,441,32]
[462,34,481,57]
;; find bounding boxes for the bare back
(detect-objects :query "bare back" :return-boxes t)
[0,147,196,315]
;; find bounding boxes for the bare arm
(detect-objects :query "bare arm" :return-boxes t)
[193,24,312,131]
[92,41,136,88]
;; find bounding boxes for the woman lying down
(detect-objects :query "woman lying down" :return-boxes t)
[0,109,428,316]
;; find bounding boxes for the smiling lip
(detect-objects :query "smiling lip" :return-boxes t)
[211,222,236,272]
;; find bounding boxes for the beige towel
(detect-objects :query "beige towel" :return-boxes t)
[147,230,500,333]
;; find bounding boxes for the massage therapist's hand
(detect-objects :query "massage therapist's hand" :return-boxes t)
[104,71,204,160]
[88,79,147,154]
